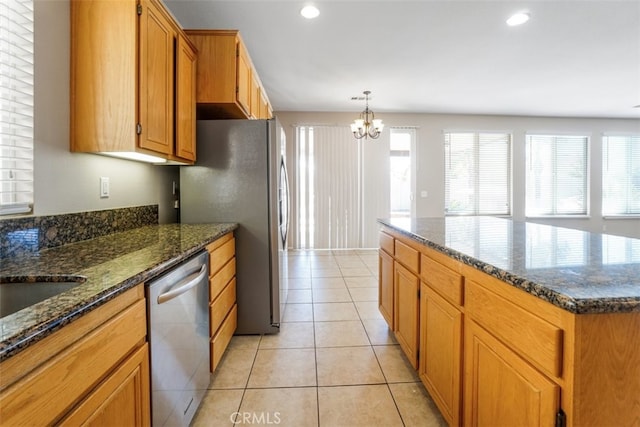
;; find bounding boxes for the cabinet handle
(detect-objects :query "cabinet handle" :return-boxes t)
[157,264,207,304]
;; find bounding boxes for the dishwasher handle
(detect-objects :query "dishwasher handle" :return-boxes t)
[157,264,208,304]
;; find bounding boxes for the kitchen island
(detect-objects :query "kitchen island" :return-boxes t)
[378,216,639,427]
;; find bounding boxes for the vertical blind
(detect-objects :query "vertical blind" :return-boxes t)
[444,132,511,215]
[602,135,640,215]
[525,134,588,216]
[296,126,362,249]
[0,0,33,215]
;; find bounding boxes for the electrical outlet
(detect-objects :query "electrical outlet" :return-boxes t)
[100,177,110,198]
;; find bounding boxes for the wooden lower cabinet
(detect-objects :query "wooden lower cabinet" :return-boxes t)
[393,261,420,369]
[380,226,640,426]
[206,232,237,372]
[0,285,150,426]
[378,248,394,327]
[419,283,463,426]
[464,319,560,426]
[60,344,150,426]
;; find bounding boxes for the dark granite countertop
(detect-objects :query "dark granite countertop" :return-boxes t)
[378,216,640,314]
[0,223,237,361]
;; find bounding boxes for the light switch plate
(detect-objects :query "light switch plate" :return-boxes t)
[100,177,110,198]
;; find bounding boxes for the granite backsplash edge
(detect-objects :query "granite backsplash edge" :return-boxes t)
[0,205,159,258]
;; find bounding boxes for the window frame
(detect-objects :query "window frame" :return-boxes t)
[601,134,640,218]
[444,130,512,217]
[0,0,34,216]
[525,133,590,218]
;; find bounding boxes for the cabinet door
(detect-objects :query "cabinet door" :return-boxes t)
[465,320,560,427]
[394,262,420,369]
[175,33,197,161]
[250,74,260,119]
[236,40,252,115]
[139,0,174,155]
[70,0,137,153]
[60,344,150,426]
[378,249,394,328]
[419,284,462,426]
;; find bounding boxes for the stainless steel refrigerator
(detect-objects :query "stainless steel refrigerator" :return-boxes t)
[180,119,289,334]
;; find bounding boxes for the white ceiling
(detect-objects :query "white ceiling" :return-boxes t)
[164,0,640,119]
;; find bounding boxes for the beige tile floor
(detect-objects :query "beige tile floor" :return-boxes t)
[192,249,447,427]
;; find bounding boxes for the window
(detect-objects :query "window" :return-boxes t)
[444,132,511,215]
[389,128,414,218]
[0,0,34,215]
[526,134,588,216]
[602,135,640,216]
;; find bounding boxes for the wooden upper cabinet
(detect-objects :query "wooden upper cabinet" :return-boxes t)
[236,39,252,116]
[175,33,197,162]
[139,0,174,156]
[250,74,260,119]
[70,0,196,164]
[184,29,272,120]
[70,0,137,153]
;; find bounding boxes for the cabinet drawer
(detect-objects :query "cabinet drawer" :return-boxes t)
[209,237,235,276]
[210,257,236,302]
[395,239,419,273]
[379,231,394,255]
[421,255,464,306]
[211,304,237,373]
[466,280,563,378]
[210,278,236,336]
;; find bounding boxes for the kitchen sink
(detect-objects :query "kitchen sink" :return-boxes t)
[0,276,86,318]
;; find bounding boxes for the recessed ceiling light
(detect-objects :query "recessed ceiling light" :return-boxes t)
[300,5,320,19]
[506,12,530,26]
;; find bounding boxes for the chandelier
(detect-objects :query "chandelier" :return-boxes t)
[350,90,384,139]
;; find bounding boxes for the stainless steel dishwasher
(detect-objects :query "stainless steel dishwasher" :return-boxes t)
[146,251,210,426]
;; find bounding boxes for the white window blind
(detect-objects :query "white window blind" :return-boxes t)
[295,125,362,249]
[444,132,511,215]
[602,135,640,216]
[526,134,588,216]
[0,0,34,215]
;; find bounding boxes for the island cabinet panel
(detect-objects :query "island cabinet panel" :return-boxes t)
[466,279,564,378]
[0,285,149,426]
[419,283,463,427]
[394,239,419,274]
[394,261,420,369]
[568,311,640,427]
[464,319,560,427]
[378,248,394,327]
[206,232,237,372]
[379,230,394,255]
[420,254,463,306]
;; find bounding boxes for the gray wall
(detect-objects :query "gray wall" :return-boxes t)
[277,111,640,246]
[33,0,178,223]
